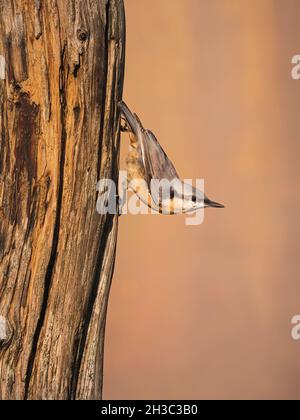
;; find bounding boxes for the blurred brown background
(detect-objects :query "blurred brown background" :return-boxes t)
[104,0,300,400]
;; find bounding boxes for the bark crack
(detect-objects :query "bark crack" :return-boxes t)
[97,0,111,180]
[24,42,68,400]
[70,215,114,399]
[70,0,113,399]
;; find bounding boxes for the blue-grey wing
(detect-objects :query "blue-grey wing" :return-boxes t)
[119,101,181,204]
[140,130,182,205]
[141,130,180,183]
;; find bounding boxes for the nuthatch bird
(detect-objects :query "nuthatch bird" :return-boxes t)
[118,101,224,215]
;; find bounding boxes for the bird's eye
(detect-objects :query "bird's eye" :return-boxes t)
[192,195,197,203]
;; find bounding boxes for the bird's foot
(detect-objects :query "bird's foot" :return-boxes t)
[120,117,130,132]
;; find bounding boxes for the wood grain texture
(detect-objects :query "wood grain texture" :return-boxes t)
[0,0,125,400]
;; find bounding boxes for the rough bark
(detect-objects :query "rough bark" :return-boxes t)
[0,0,125,400]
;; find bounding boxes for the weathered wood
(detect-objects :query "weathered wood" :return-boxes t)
[0,0,125,400]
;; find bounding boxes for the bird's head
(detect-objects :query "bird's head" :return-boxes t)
[181,184,225,213]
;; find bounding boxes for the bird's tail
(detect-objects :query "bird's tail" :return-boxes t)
[118,101,139,134]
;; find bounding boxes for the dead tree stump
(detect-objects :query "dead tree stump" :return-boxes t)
[0,0,125,400]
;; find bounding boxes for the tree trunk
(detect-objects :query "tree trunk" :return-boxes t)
[0,0,125,400]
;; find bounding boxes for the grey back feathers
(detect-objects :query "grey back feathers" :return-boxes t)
[118,101,180,187]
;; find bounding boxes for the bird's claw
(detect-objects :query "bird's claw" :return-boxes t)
[120,116,130,132]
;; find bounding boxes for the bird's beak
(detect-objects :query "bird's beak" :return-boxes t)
[205,199,225,208]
